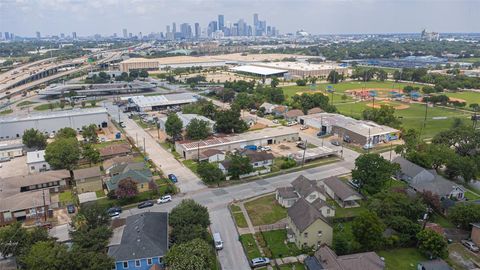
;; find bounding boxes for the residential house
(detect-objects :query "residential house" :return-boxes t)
[304,245,385,270]
[285,109,305,121]
[417,260,452,270]
[108,162,147,177]
[320,177,362,208]
[0,188,53,226]
[26,150,50,173]
[471,223,480,246]
[286,198,333,248]
[219,150,275,175]
[199,149,225,163]
[103,155,134,174]
[73,166,103,194]
[260,102,276,114]
[0,143,23,159]
[276,186,299,208]
[99,143,131,160]
[271,105,288,118]
[106,169,153,193]
[3,169,70,193]
[292,175,327,203]
[307,107,323,115]
[108,212,168,270]
[394,157,465,200]
[311,198,335,218]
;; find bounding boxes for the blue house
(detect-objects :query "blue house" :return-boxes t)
[108,212,168,270]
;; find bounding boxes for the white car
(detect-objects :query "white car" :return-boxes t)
[272,120,279,124]
[300,125,309,130]
[157,195,172,204]
[259,146,272,151]
[461,240,479,252]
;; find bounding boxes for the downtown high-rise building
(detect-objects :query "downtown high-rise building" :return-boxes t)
[72,32,77,40]
[218,14,224,32]
[180,23,192,39]
[194,23,200,39]
[36,31,41,39]
[172,22,177,33]
[122,28,128,38]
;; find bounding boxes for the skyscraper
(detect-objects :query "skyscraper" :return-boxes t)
[36,31,41,39]
[218,15,224,32]
[172,22,177,33]
[122,28,128,38]
[253,13,259,29]
[207,21,218,37]
[194,23,200,39]
[166,25,171,33]
[180,23,192,39]
[72,32,77,40]
[4,32,9,40]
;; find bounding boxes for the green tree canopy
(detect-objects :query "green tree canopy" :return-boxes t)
[448,203,480,229]
[22,128,47,150]
[185,119,211,140]
[169,199,210,230]
[56,127,77,139]
[417,229,448,259]
[165,113,183,141]
[196,162,225,185]
[44,137,80,171]
[165,238,215,270]
[362,105,401,128]
[227,154,253,180]
[81,124,98,143]
[352,211,385,250]
[352,154,400,195]
[20,241,71,270]
[214,108,248,134]
[82,143,100,165]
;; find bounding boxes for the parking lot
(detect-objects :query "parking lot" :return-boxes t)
[0,155,28,177]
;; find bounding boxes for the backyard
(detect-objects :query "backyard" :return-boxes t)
[244,194,287,226]
[258,229,301,258]
[378,248,426,270]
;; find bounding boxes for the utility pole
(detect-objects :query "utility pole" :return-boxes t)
[136,133,138,146]
[143,137,146,154]
[367,128,371,154]
[301,139,307,167]
[42,189,47,222]
[197,142,200,162]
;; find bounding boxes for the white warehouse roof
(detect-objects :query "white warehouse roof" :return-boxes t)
[125,93,198,108]
[231,65,288,76]
[0,107,108,124]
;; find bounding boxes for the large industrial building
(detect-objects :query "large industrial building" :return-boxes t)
[230,65,289,78]
[122,93,198,111]
[175,127,299,160]
[251,62,351,78]
[0,108,109,140]
[298,113,400,146]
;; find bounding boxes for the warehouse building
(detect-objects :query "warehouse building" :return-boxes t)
[123,93,198,111]
[120,56,226,72]
[175,127,299,160]
[0,143,23,159]
[158,112,215,131]
[298,113,400,146]
[230,65,288,78]
[252,62,351,78]
[0,108,109,140]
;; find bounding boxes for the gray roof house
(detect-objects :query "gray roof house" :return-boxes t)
[393,157,465,200]
[305,245,385,270]
[108,212,168,270]
[320,177,362,208]
[292,175,327,203]
[276,186,299,208]
[105,169,152,192]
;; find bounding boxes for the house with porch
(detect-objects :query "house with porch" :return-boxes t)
[320,177,362,208]
[108,212,168,270]
[105,169,153,193]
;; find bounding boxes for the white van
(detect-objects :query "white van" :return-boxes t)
[213,232,223,250]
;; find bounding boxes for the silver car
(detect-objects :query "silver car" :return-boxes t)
[461,240,479,252]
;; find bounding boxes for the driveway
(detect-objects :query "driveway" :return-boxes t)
[104,102,205,193]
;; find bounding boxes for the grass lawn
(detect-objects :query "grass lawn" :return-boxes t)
[59,190,74,204]
[454,57,480,63]
[233,212,248,228]
[16,100,37,107]
[465,190,480,201]
[260,230,301,258]
[443,91,480,107]
[95,190,105,198]
[244,194,287,226]
[0,109,12,115]
[279,263,305,270]
[377,248,426,270]
[239,234,262,260]
[334,203,368,219]
[182,159,198,174]
[432,213,455,228]
[94,140,127,149]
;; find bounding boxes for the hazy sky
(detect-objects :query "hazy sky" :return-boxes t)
[1,0,479,37]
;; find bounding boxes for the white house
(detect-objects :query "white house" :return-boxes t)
[26,150,50,173]
[199,149,225,163]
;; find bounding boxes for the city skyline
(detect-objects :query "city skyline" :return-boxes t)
[1,0,479,37]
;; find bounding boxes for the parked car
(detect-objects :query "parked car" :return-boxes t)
[272,119,279,124]
[137,201,154,209]
[259,146,272,151]
[362,143,374,150]
[244,145,258,151]
[461,240,479,252]
[250,257,270,268]
[66,204,75,214]
[157,195,172,204]
[213,232,223,250]
[168,174,178,183]
[343,135,352,143]
[287,121,298,126]
[119,122,126,128]
[296,141,306,149]
[331,140,340,146]
[300,125,308,130]
[107,207,122,217]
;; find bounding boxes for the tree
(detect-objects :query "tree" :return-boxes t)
[75,203,110,230]
[369,191,426,222]
[214,108,248,134]
[419,191,441,213]
[20,241,71,270]
[270,76,279,88]
[352,154,400,195]
[70,226,112,252]
[116,178,139,199]
[171,224,209,244]
[82,143,100,165]
[448,204,480,229]
[0,222,28,258]
[186,119,211,140]
[296,79,307,86]
[352,211,385,250]
[56,127,77,139]
[22,128,47,150]
[362,105,401,128]
[327,70,340,84]
[139,70,149,79]
[165,113,183,141]
[292,93,336,114]
[227,154,253,180]
[90,100,97,107]
[81,124,98,143]
[196,162,225,185]
[45,137,80,171]
[217,88,235,102]
[169,199,210,232]
[81,101,86,108]
[417,229,448,259]
[165,238,214,270]
[445,155,477,182]
[69,250,114,270]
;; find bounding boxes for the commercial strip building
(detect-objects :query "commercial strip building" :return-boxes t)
[175,126,299,160]
[158,112,215,131]
[121,93,198,111]
[0,142,23,159]
[0,108,109,140]
[298,113,400,146]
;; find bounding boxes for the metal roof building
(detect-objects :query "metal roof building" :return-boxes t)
[124,93,198,111]
[230,65,288,77]
[0,108,108,140]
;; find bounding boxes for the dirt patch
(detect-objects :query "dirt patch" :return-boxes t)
[295,91,325,96]
[366,102,410,110]
[448,97,467,103]
[249,122,267,130]
[346,88,404,98]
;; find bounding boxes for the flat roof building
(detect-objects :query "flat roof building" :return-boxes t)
[0,108,109,140]
[299,113,400,146]
[175,126,299,160]
[252,61,351,78]
[123,93,198,111]
[230,65,288,77]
